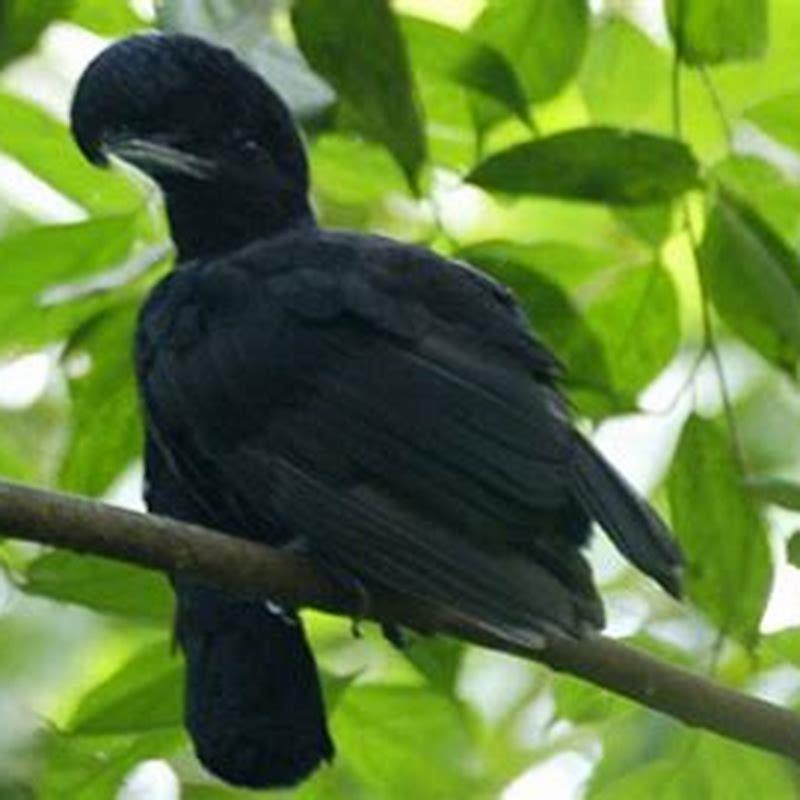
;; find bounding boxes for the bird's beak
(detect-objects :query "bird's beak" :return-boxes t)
[100,133,217,180]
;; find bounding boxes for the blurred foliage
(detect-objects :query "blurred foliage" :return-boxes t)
[1,0,800,797]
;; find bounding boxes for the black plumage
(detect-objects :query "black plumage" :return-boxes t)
[70,33,682,789]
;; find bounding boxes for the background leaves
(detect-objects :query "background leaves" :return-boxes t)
[1,0,800,797]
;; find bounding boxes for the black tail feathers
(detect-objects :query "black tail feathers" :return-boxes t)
[571,434,683,598]
[174,581,333,788]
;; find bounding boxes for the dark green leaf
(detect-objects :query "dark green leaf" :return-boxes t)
[0,215,141,355]
[292,0,426,190]
[667,415,772,644]
[472,0,589,102]
[0,0,70,67]
[400,16,528,124]
[402,637,465,695]
[23,551,173,623]
[0,94,140,214]
[58,305,142,497]
[700,193,800,371]
[67,641,182,735]
[787,532,800,568]
[666,0,768,66]
[467,127,700,205]
[745,91,800,153]
[746,476,800,511]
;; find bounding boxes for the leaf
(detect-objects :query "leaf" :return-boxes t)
[400,16,529,124]
[746,476,800,511]
[58,304,142,497]
[666,0,768,66]
[745,91,800,153]
[589,733,794,800]
[580,15,670,126]
[22,551,173,623]
[787,532,800,568]
[712,155,800,245]
[0,93,140,214]
[292,0,426,190]
[67,641,182,735]
[472,0,589,102]
[615,204,674,247]
[402,637,465,696]
[0,0,70,67]
[0,215,140,355]
[699,193,800,372]
[66,0,146,35]
[467,127,700,205]
[667,415,772,645]
[332,685,479,799]
[554,674,636,724]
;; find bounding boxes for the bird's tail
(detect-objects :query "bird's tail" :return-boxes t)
[570,434,683,597]
[174,580,333,788]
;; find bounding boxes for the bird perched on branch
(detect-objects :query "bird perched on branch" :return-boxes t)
[70,33,682,789]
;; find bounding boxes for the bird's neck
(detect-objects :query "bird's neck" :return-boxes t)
[163,180,314,262]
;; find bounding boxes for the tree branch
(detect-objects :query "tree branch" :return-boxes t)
[1,478,799,761]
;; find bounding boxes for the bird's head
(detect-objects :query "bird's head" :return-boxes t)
[71,33,312,257]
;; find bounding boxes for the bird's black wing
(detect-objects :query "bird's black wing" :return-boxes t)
[137,229,680,646]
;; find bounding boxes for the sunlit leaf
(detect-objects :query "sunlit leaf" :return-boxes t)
[667,415,772,645]
[293,0,426,190]
[67,641,182,735]
[67,0,146,35]
[58,304,142,497]
[468,127,700,205]
[472,0,589,102]
[0,94,140,214]
[745,91,800,153]
[400,16,529,124]
[23,551,173,623]
[666,0,768,65]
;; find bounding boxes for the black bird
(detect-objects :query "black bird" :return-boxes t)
[70,33,682,789]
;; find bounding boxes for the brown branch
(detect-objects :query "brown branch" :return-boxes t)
[1,478,799,761]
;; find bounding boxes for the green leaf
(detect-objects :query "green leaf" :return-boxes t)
[67,641,182,735]
[745,91,800,153]
[786,532,800,568]
[402,637,465,696]
[0,94,140,214]
[583,261,680,407]
[467,127,700,205]
[292,0,426,190]
[0,0,70,67]
[746,476,800,511]
[400,16,529,124]
[58,305,142,497]
[713,155,800,245]
[589,733,794,800]
[580,15,670,126]
[700,193,800,372]
[332,685,479,799]
[554,674,636,724]
[667,415,772,644]
[0,215,141,355]
[615,204,674,247]
[472,0,589,102]
[23,551,173,623]
[66,0,146,35]
[666,0,768,66]
[37,729,183,800]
